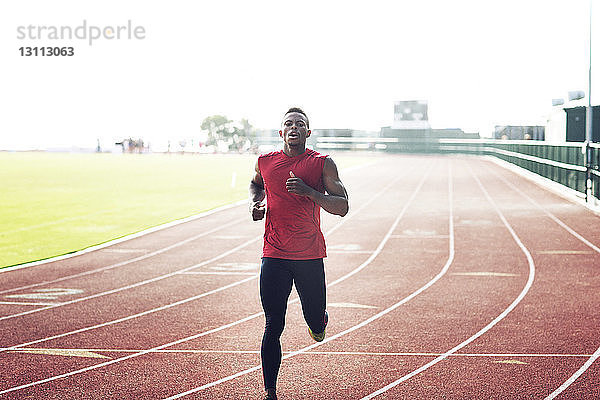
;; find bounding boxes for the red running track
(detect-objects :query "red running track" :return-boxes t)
[0,154,598,399]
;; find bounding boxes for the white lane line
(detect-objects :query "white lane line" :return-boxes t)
[178,272,258,276]
[537,250,593,255]
[545,347,600,399]
[1,164,400,349]
[487,164,600,254]
[0,301,60,306]
[483,163,600,399]
[0,234,262,323]
[390,235,449,239]
[327,250,373,254]
[294,351,593,358]
[360,159,536,400]
[160,162,446,400]
[5,348,595,358]
[0,163,412,395]
[326,302,377,309]
[0,200,248,274]
[0,250,260,353]
[9,348,111,359]
[0,275,257,358]
[0,216,247,296]
[325,167,437,289]
[100,249,148,254]
[0,162,420,396]
[0,162,378,319]
[450,272,519,277]
[6,288,83,300]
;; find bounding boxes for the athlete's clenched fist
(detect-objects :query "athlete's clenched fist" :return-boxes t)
[286,171,313,197]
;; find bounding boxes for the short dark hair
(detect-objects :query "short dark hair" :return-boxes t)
[284,107,309,129]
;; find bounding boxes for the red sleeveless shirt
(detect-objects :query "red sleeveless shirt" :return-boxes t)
[258,149,328,260]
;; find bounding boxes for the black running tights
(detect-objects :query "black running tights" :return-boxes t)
[259,257,327,390]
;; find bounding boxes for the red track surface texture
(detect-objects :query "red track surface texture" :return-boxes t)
[1,155,599,399]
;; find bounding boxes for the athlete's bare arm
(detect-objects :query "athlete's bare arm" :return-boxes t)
[285,157,349,217]
[249,159,266,221]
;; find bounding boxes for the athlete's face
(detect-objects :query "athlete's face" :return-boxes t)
[280,112,311,147]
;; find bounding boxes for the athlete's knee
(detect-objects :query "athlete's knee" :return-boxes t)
[264,316,285,338]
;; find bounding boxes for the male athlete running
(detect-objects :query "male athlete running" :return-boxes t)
[249,107,349,400]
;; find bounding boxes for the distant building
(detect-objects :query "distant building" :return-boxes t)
[494,125,545,140]
[392,100,430,130]
[255,99,482,154]
[564,106,600,142]
[545,97,588,143]
[313,129,353,137]
[386,100,478,139]
[381,127,479,139]
[545,105,568,143]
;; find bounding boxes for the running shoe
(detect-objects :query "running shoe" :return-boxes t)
[308,310,328,342]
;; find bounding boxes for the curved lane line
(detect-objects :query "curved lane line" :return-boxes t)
[0,162,379,320]
[0,217,246,295]
[483,163,600,399]
[0,200,247,274]
[0,162,415,394]
[544,348,600,400]
[360,159,536,399]
[6,348,595,358]
[0,165,408,351]
[487,163,600,253]
[0,235,262,323]
[159,162,447,400]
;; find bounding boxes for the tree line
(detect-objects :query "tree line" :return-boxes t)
[200,115,256,152]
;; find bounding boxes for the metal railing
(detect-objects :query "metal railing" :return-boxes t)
[591,143,600,200]
[313,137,598,203]
[473,140,587,196]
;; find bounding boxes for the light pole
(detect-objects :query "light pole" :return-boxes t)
[585,0,594,202]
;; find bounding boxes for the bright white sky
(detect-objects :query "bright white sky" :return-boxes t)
[0,0,598,149]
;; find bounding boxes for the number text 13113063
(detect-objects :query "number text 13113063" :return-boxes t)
[19,47,74,56]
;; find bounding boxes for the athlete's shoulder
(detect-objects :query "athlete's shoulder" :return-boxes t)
[306,149,329,159]
[258,150,282,160]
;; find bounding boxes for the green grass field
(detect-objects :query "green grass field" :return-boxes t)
[1,151,373,268]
